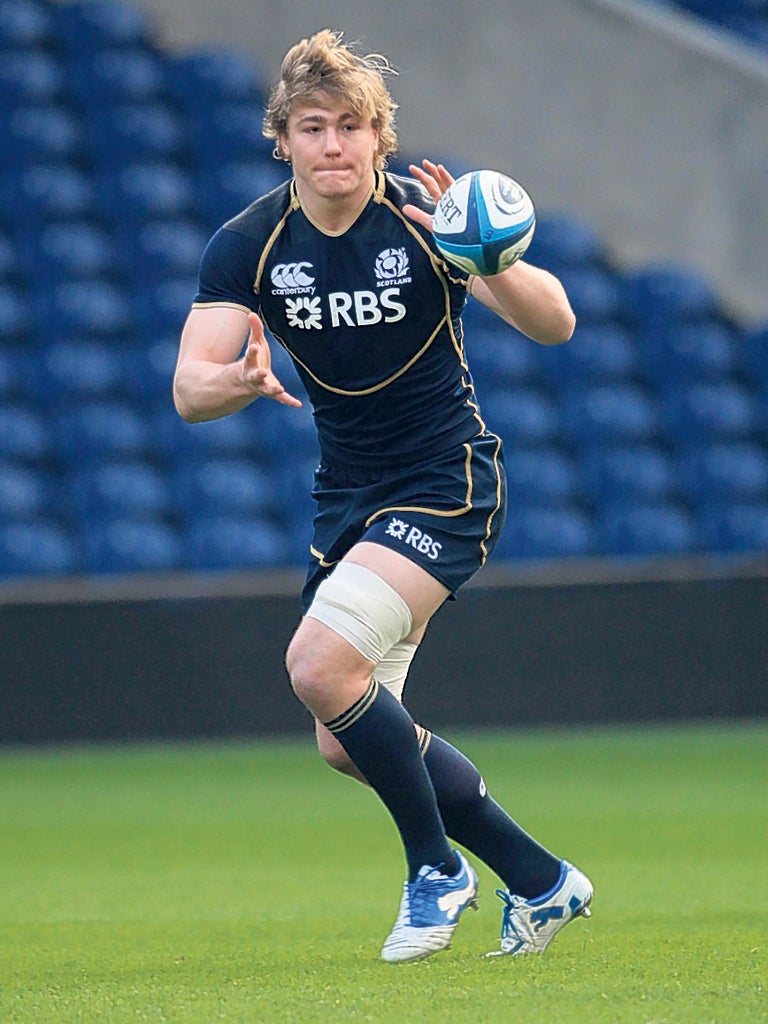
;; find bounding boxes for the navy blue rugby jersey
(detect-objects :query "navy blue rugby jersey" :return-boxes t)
[193,169,487,470]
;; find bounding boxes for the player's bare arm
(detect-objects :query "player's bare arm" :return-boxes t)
[174,308,302,422]
[404,158,576,346]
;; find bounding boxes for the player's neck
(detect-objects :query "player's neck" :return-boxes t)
[296,179,375,236]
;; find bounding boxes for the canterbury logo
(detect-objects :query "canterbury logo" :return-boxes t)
[271,262,315,291]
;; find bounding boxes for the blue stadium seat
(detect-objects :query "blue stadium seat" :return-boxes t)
[698,500,768,554]
[580,444,679,504]
[743,323,768,391]
[88,102,188,169]
[163,48,266,110]
[54,0,153,51]
[678,441,768,504]
[35,280,133,340]
[597,501,698,556]
[546,323,641,389]
[0,520,79,577]
[274,455,320,528]
[175,458,278,518]
[0,460,54,519]
[479,386,562,447]
[129,219,209,282]
[563,383,665,446]
[0,403,52,461]
[68,460,175,521]
[0,103,86,167]
[54,401,152,462]
[189,102,275,170]
[504,447,582,505]
[0,230,15,279]
[557,267,627,324]
[0,345,22,399]
[68,48,166,110]
[663,380,759,442]
[643,320,740,383]
[138,277,197,335]
[196,160,290,226]
[2,162,101,223]
[725,12,768,50]
[18,220,119,281]
[25,340,127,406]
[493,504,595,561]
[0,283,26,339]
[466,328,546,389]
[0,49,67,108]
[152,405,261,462]
[124,337,178,405]
[525,211,606,273]
[621,263,717,329]
[257,399,320,461]
[81,517,184,574]
[0,0,56,49]
[183,515,292,571]
[99,162,196,224]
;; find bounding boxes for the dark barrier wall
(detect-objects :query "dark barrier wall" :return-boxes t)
[1,566,766,744]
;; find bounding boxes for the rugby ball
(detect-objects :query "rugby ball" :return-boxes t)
[432,169,536,277]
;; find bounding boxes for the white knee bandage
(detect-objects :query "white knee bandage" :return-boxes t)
[305,562,413,665]
[373,640,418,702]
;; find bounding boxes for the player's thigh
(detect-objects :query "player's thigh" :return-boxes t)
[343,540,449,638]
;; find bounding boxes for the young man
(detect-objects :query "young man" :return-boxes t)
[174,29,593,962]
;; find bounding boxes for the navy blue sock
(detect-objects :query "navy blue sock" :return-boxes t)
[420,731,560,898]
[324,681,457,882]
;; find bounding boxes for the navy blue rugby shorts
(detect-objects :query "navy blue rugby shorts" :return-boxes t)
[301,432,507,612]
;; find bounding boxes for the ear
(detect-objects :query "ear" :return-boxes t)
[279,134,290,160]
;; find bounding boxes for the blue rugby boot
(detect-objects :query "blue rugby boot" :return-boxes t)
[487,860,593,956]
[381,850,479,963]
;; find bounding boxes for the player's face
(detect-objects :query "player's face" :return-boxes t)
[280,94,379,206]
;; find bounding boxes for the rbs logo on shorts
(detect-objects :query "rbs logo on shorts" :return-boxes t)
[384,517,442,561]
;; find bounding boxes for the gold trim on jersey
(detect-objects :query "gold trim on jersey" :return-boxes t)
[308,434,502,570]
[363,442,474,528]
[280,319,448,397]
[297,180,376,236]
[253,184,301,295]
[482,432,504,564]
[190,300,253,314]
[375,173,469,373]
[255,171,472,396]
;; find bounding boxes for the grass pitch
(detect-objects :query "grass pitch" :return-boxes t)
[0,723,765,1024]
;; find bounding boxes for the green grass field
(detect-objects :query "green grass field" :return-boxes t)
[0,722,765,1024]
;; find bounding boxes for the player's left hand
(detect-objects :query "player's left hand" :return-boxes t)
[403,159,454,232]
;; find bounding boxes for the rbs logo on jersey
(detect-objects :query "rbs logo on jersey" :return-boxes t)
[328,289,406,327]
[271,253,409,329]
[384,517,442,561]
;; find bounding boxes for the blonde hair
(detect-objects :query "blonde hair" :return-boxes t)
[263,29,399,170]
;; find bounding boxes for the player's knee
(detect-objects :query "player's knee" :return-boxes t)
[284,635,332,708]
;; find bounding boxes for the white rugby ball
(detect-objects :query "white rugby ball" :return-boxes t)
[432,169,536,277]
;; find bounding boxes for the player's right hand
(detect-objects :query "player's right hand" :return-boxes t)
[242,311,302,408]
[403,159,455,231]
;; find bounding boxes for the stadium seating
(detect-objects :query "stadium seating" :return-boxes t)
[0,0,766,580]
[493,504,595,561]
[642,1,768,53]
[81,517,184,574]
[0,520,79,576]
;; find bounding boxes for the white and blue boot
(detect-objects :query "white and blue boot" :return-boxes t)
[487,860,593,956]
[381,850,479,963]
